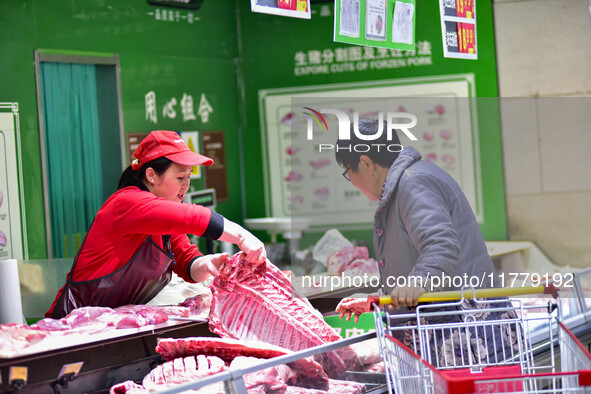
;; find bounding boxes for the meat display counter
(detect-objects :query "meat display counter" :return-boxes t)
[0,325,388,393]
[0,319,212,393]
[125,332,387,394]
[6,245,590,393]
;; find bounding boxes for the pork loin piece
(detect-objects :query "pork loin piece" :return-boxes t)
[156,336,290,362]
[109,380,146,394]
[143,354,226,389]
[209,254,340,347]
[0,323,48,357]
[208,253,357,378]
[156,336,329,390]
[109,355,226,393]
[33,305,170,332]
[327,246,378,276]
[348,339,383,372]
[230,356,295,392]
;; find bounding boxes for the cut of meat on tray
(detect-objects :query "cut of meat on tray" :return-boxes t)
[109,355,227,393]
[143,354,227,389]
[327,246,378,276]
[367,362,385,373]
[155,336,329,390]
[109,369,366,394]
[348,339,383,372]
[0,324,48,356]
[230,356,295,393]
[32,305,170,332]
[1,305,194,358]
[208,253,357,378]
[109,380,147,393]
[178,292,211,318]
[112,305,169,327]
[284,379,367,393]
[156,336,293,361]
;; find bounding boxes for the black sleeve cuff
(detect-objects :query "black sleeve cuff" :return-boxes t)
[201,210,224,240]
[187,256,199,282]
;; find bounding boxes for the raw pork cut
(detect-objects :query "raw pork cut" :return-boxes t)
[143,354,226,389]
[367,362,385,373]
[327,246,378,276]
[208,253,356,378]
[348,339,382,372]
[230,356,295,392]
[112,356,295,394]
[33,305,169,332]
[156,336,329,390]
[0,324,48,356]
[178,292,211,317]
[112,305,169,327]
[109,380,146,393]
[157,336,295,361]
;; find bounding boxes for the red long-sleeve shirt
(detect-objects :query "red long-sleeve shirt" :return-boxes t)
[46,186,221,316]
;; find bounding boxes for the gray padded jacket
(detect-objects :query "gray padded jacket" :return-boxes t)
[373,146,499,294]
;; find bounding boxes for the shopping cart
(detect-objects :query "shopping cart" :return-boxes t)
[370,285,591,394]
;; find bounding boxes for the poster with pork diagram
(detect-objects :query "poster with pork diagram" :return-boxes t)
[365,0,387,41]
[258,75,483,229]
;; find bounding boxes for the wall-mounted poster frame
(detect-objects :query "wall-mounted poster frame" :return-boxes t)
[258,74,484,231]
[251,0,311,19]
[334,0,416,50]
[439,0,477,59]
[0,103,26,260]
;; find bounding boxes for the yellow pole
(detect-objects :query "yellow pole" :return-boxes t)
[372,285,552,305]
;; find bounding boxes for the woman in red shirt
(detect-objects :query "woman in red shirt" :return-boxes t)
[47,130,266,318]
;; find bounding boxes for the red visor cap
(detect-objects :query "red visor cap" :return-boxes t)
[132,130,213,170]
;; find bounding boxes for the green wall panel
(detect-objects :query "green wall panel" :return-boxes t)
[0,0,243,258]
[237,1,506,250]
[0,0,507,261]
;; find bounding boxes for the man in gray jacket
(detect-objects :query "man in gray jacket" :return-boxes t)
[336,117,499,322]
[334,119,519,368]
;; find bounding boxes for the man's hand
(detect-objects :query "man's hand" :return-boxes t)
[190,253,230,283]
[335,294,372,323]
[388,285,426,309]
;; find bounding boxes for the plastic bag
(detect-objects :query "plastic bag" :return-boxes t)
[312,229,353,267]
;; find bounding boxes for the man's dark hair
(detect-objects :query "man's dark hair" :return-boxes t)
[117,157,174,190]
[334,117,401,171]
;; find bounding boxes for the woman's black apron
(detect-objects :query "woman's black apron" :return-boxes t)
[51,232,174,319]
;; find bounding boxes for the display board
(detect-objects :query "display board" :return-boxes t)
[259,74,482,229]
[334,0,416,50]
[251,0,311,19]
[0,103,25,260]
[439,0,477,59]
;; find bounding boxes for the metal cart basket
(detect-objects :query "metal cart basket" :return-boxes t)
[371,287,591,394]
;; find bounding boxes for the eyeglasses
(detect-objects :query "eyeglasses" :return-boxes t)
[342,165,352,181]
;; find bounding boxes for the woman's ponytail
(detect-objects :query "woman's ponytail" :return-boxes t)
[117,157,173,191]
[117,166,146,190]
